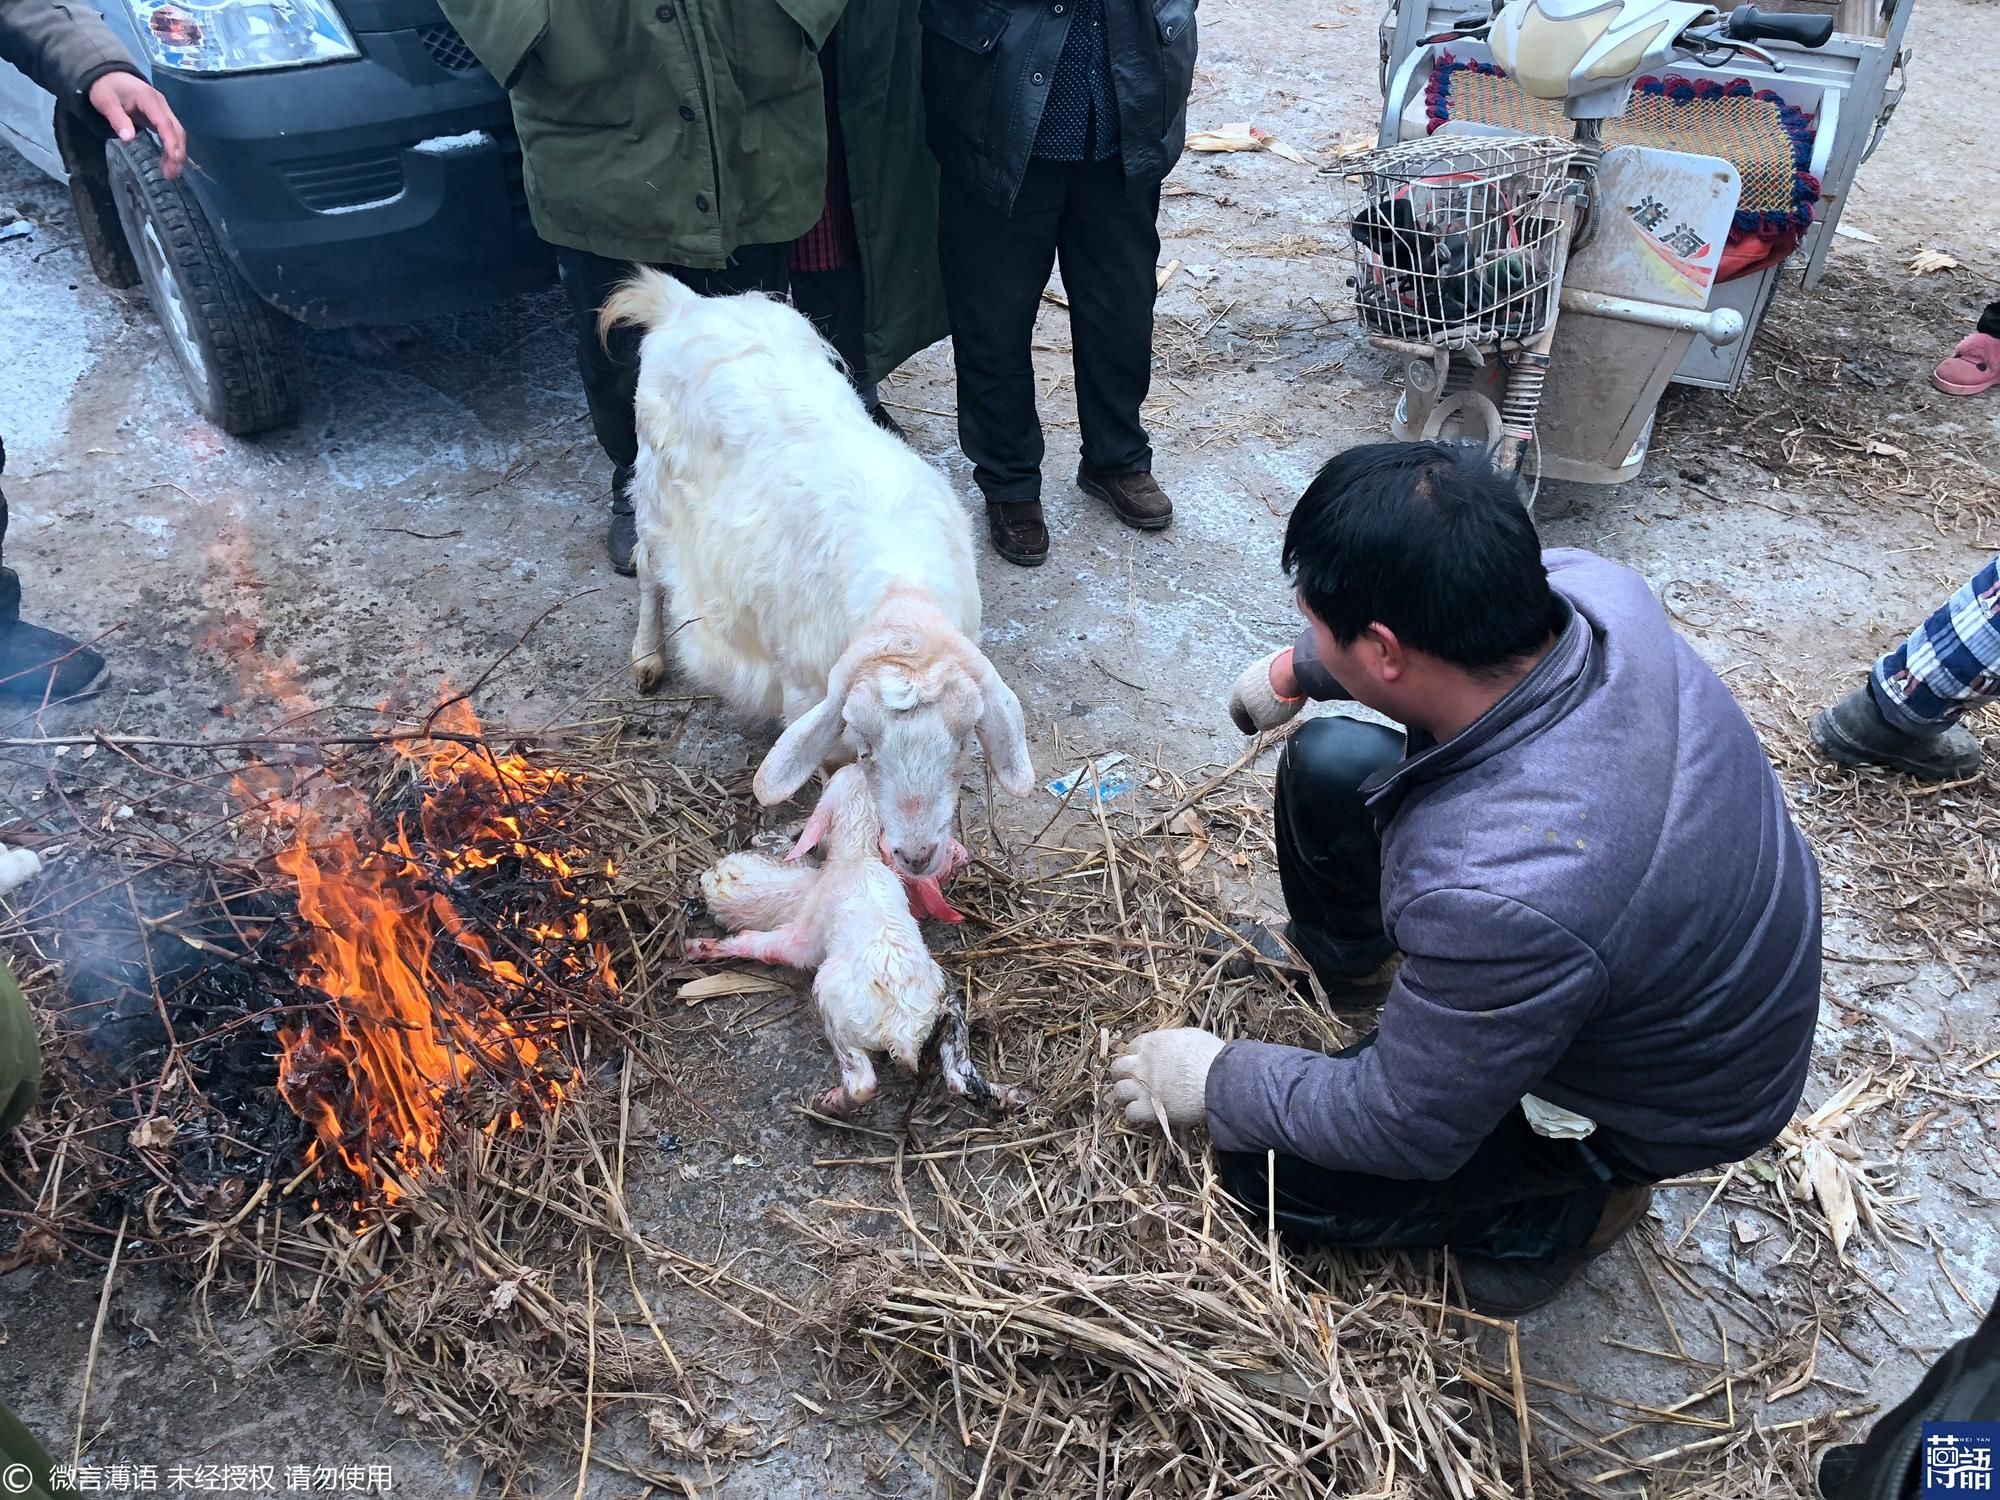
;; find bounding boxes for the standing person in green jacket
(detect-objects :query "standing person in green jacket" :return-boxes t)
[439,0,945,575]
[788,0,945,439]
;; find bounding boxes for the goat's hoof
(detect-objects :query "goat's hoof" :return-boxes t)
[684,938,724,962]
[816,1087,856,1116]
[949,1072,1031,1113]
[632,653,668,695]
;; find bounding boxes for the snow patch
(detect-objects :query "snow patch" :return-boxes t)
[412,130,494,156]
[318,192,405,216]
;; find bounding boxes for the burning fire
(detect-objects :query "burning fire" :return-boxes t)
[255,699,616,1204]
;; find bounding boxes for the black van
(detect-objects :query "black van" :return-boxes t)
[0,0,552,434]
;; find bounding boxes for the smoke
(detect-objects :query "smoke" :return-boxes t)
[29,854,307,1169]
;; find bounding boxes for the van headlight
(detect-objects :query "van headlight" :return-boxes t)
[123,0,361,72]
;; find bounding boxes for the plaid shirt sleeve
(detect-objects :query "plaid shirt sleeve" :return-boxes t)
[1871,556,2000,731]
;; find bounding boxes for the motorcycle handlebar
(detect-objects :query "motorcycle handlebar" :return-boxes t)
[1723,4,1837,48]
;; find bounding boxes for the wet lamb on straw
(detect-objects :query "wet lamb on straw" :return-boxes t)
[687,766,1023,1114]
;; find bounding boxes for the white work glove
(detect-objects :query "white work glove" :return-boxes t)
[1109,1028,1227,1133]
[0,846,42,897]
[1227,649,1306,735]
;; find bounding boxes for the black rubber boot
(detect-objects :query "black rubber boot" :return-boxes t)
[1811,683,1984,781]
[867,403,906,440]
[1455,1185,1653,1318]
[0,435,107,704]
[607,465,637,577]
[0,612,107,702]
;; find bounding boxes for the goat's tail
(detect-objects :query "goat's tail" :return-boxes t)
[596,266,695,350]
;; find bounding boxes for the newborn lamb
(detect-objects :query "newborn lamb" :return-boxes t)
[686,766,1021,1114]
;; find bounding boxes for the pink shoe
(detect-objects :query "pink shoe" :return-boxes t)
[1933,332,2000,396]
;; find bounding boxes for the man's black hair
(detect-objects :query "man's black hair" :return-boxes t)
[1282,442,1556,675]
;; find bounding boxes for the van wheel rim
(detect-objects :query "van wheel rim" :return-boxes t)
[137,215,209,395]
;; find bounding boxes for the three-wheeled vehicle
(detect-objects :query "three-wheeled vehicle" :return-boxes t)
[1354,0,1914,486]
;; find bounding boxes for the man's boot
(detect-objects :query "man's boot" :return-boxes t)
[1454,1185,1654,1318]
[1812,683,1984,780]
[607,465,637,577]
[986,500,1050,568]
[1076,465,1173,531]
[0,569,105,697]
[0,617,107,703]
[0,436,107,702]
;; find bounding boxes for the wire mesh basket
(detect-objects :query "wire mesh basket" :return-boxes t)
[1346,135,1578,348]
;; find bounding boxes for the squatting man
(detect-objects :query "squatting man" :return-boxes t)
[1106,442,1823,1316]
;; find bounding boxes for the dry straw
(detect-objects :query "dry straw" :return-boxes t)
[0,706,1976,1496]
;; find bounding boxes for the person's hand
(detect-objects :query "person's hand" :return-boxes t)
[1109,1028,1226,1134]
[1227,648,1305,735]
[88,73,187,179]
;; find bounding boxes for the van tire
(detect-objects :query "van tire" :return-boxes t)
[105,133,303,435]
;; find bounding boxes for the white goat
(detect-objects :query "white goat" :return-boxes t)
[598,272,1035,881]
[687,766,1021,1114]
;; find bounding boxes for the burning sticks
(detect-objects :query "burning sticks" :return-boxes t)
[250,700,617,1206]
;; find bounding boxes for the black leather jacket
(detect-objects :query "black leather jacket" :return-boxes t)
[920,0,1197,214]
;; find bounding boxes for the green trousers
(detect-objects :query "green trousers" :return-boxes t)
[0,959,53,1500]
[0,1402,54,1500]
[0,960,39,1134]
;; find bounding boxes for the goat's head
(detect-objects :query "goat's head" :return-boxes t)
[753,628,1034,879]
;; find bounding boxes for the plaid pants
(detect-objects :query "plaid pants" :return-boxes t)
[1871,556,2000,731]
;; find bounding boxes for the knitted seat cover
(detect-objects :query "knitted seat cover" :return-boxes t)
[1426,55,1821,237]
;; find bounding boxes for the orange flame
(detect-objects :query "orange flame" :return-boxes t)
[262,698,615,1205]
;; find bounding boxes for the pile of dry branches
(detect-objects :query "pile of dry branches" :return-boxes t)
[784,750,1538,1496]
[0,714,764,1492]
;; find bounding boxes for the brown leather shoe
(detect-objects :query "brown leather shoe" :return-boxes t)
[987,500,1050,567]
[1077,465,1173,530]
[1454,1185,1654,1318]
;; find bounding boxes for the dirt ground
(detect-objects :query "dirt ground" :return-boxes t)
[1,0,1997,1494]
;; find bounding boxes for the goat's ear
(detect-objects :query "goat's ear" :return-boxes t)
[786,782,834,862]
[755,696,845,806]
[755,654,863,806]
[785,763,858,860]
[970,653,1035,797]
